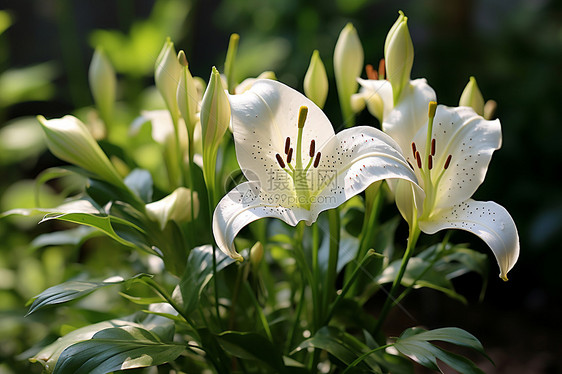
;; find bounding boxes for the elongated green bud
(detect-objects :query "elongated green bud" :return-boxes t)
[459,76,485,116]
[304,50,329,109]
[146,187,199,230]
[385,11,414,104]
[334,23,364,125]
[224,33,240,94]
[37,115,124,188]
[176,50,199,134]
[155,38,182,121]
[88,48,116,127]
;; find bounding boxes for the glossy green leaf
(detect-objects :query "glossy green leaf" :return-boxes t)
[30,226,99,251]
[394,327,487,374]
[54,326,184,374]
[124,168,153,203]
[27,274,152,315]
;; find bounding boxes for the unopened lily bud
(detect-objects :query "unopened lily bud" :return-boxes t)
[384,11,414,104]
[483,99,497,120]
[176,50,199,134]
[334,23,364,124]
[459,76,485,116]
[250,241,264,268]
[37,115,124,188]
[88,48,116,127]
[146,187,199,230]
[304,50,329,109]
[350,92,366,113]
[200,67,231,190]
[155,38,182,121]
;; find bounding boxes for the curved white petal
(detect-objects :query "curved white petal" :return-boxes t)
[228,79,335,190]
[419,199,519,280]
[411,105,501,209]
[356,78,393,121]
[213,181,311,259]
[382,79,436,155]
[309,126,422,218]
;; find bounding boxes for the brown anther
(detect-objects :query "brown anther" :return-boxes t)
[428,154,433,170]
[444,154,452,170]
[313,152,322,168]
[287,148,293,164]
[378,59,385,80]
[365,64,378,80]
[431,138,436,156]
[275,153,286,168]
[415,151,422,169]
[284,137,291,154]
[309,140,316,158]
[411,142,417,158]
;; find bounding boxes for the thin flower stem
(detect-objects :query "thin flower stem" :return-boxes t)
[243,281,273,342]
[286,274,306,354]
[372,219,420,337]
[324,208,340,315]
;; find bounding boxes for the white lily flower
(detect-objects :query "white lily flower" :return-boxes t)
[393,102,519,280]
[212,79,421,260]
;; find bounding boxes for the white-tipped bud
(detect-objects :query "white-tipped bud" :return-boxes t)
[304,50,329,109]
[384,11,414,104]
[155,38,182,120]
[250,241,264,268]
[334,23,364,122]
[88,48,116,126]
[459,76,485,116]
[38,115,124,188]
[200,67,231,188]
[146,187,199,230]
[483,99,497,120]
[176,50,199,134]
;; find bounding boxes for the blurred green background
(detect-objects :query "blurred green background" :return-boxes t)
[1,0,561,372]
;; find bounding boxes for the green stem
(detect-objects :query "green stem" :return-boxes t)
[372,219,420,337]
[323,208,340,315]
[286,274,306,354]
[243,282,273,342]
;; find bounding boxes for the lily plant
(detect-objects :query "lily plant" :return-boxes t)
[213,79,422,260]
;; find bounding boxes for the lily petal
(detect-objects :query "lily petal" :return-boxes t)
[309,126,423,219]
[356,78,393,121]
[419,199,519,280]
[213,181,310,259]
[228,80,335,190]
[411,105,501,209]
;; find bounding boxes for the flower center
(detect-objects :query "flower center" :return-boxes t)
[409,101,453,218]
[274,105,322,209]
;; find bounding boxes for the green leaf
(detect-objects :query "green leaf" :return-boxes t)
[27,274,152,315]
[178,245,235,314]
[394,327,487,374]
[217,331,286,372]
[54,326,184,374]
[30,226,99,251]
[294,326,382,372]
[124,168,153,203]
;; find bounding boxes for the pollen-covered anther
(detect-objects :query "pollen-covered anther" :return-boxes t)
[313,152,322,168]
[285,137,291,154]
[415,151,422,169]
[431,138,436,156]
[276,153,286,168]
[309,140,316,157]
[428,101,437,118]
[428,154,433,170]
[411,142,417,158]
[444,154,452,170]
[365,64,378,80]
[287,148,293,164]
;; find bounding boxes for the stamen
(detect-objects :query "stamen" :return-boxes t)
[428,101,437,119]
[285,137,291,154]
[275,153,285,168]
[378,59,385,80]
[313,152,321,168]
[415,151,422,169]
[428,154,433,170]
[431,138,436,156]
[298,106,308,129]
[309,140,316,158]
[411,142,417,158]
[366,64,378,80]
[444,154,452,170]
[287,148,293,164]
